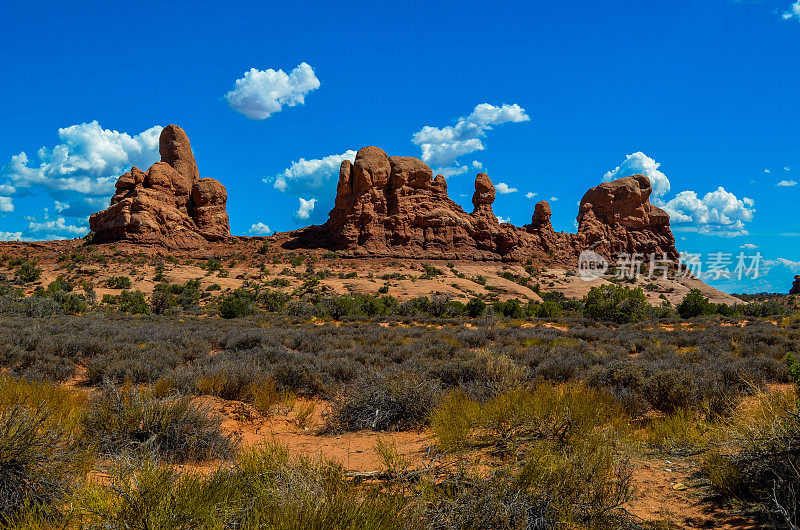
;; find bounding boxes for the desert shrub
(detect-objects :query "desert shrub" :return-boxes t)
[465,297,486,317]
[79,442,407,529]
[81,383,236,463]
[431,384,625,453]
[645,408,714,455]
[421,472,555,529]
[514,434,633,527]
[0,378,88,522]
[151,279,201,314]
[742,300,789,318]
[535,300,563,318]
[703,388,800,527]
[326,374,439,432]
[429,383,634,528]
[583,285,649,323]
[106,276,132,289]
[118,289,149,314]
[219,289,258,318]
[16,261,42,284]
[676,289,716,319]
[85,343,182,385]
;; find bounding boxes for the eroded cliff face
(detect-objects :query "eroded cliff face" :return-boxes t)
[791,275,800,295]
[89,125,230,248]
[285,146,678,262]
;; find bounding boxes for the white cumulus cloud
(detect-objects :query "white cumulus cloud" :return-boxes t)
[25,211,87,238]
[495,182,517,194]
[411,103,529,173]
[0,232,22,241]
[0,197,13,213]
[2,121,161,198]
[497,216,511,224]
[764,258,800,273]
[294,197,316,221]
[525,191,537,199]
[783,1,800,19]
[740,243,758,249]
[271,150,356,196]
[662,187,755,237]
[225,63,320,120]
[249,222,273,235]
[603,152,670,201]
[777,179,797,187]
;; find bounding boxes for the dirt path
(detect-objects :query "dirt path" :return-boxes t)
[626,456,758,529]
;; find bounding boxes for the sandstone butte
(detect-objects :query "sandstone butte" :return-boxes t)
[89,125,230,248]
[791,275,800,295]
[90,128,679,264]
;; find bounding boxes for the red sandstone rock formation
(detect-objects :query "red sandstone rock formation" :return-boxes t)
[576,175,678,260]
[791,275,800,295]
[89,125,230,247]
[286,146,678,262]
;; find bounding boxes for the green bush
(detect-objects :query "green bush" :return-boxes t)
[676,289,716,318]
[118,289,149,314]
[106,276,132,289]
[583,284,648,323]
[17,261,42,284]
[219,289,257,319]
[466,297,486,317]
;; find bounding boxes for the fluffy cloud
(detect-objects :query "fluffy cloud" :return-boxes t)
[271,150,356,196]
[605,152,756,237]
[525,191,537,199]
[0,197,13,213]
[497,216,511,224]
[0,232,22,241]
[662,187,755,237]
[225,63,320,120]
[777,179,797,187]
[549,196,558,201]
[764,258,800,273]
[411,103,529,172]
[740,243,758,249]
[294,198,316,221]
[249,222,273,235]
[495,182,517,194]
[2,121,160,198]
[603,152,670,201]
[25,211,87,239]
[783,1,800,19]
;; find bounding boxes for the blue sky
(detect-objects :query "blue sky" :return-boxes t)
[0,0,798,293]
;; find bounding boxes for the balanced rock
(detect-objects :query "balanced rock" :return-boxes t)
[89,125,230,247]
[577,175,678,260]
[791,275,800,295]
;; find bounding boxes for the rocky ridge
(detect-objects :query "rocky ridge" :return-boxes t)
[286,146,678,262]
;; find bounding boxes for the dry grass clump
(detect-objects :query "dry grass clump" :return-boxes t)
[326,373,439,432]
[0,377,90,523]
[81,383,237,463]
[426,383,635,528]
[75,442,407,529]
